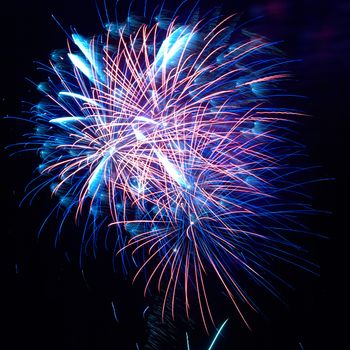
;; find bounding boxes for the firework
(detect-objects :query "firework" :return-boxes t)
[17,2,315,331]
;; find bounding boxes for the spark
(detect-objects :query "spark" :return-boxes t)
[111,301,119,322]
[208,319,229,350]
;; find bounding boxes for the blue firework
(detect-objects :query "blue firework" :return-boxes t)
[14,2,315,330]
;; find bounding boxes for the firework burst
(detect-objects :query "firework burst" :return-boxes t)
[16,3,315,331]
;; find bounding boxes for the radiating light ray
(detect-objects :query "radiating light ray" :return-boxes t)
[208,319,229,350]
[68,53,94,81]
[186,332,190,350]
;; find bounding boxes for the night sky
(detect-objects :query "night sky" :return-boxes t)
[1,0,347,349]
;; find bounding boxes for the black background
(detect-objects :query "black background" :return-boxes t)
[1,0,347,349]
